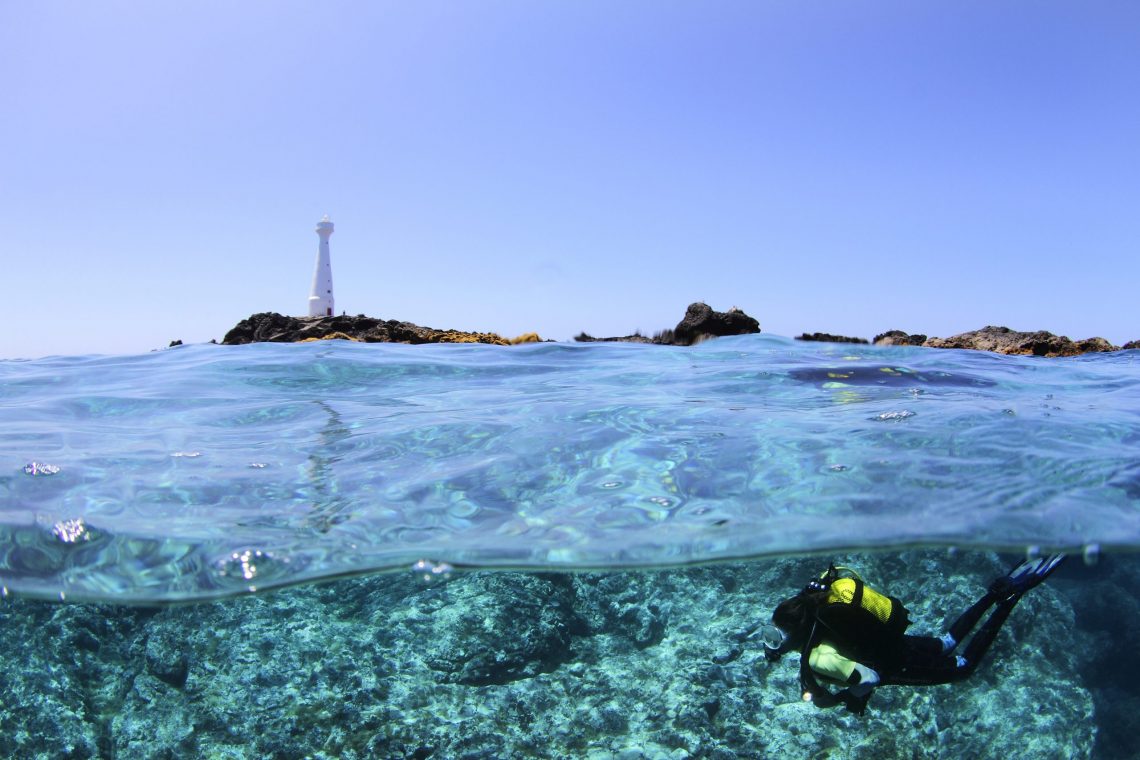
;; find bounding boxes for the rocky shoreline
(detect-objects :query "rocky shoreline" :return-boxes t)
[218,304,1135,357]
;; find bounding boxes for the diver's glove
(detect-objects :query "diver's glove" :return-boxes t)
[837,687,872,715]
[838,664,879,714]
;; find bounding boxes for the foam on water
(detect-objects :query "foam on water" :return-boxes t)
[1,335,1138,601]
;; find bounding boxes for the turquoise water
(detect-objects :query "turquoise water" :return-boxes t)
[2,335,1138,602]
[3,336,1140,758]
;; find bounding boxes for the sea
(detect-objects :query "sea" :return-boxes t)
[1,335,1138,759]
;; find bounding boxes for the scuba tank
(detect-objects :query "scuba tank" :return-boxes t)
[809,564,908,631]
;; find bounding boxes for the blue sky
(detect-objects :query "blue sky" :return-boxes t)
[3,1,1138,358]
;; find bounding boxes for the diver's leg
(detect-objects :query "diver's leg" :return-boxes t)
[883,657,962,686]
[940,554,1066,653]
[883,595,1024,686]
[954,594,1023,675]
[883,636,969,686]
[939,592,1000,653]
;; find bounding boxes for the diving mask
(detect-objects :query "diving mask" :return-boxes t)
[759,623,788,650]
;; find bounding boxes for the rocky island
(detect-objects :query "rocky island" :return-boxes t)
[822,325,1131,357]
[222,312,539,346]
[574,302,761,346]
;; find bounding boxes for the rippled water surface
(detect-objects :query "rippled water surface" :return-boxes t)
[2,336,1138,601]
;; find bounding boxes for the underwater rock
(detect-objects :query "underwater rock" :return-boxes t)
[144,626,190,688]
[221,312,519,346]
[873,330,928,346]
[413,573,583,686]
[0,550,1113,758]
[923,326,1118,357]
[572,572,672,648]
[796,332,870,345]
[576,302,761,346]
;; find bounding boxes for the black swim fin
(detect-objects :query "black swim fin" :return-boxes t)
[990,554,1066,599]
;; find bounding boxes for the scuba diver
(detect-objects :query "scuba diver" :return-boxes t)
[742,555,1066,715]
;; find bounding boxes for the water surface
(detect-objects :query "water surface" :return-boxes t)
[2,336,1137,601]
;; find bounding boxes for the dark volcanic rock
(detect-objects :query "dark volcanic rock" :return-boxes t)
[671,302,760,346]
[573,332,655,345]
[796,332,869,345]
[1124,340,1140,350]
[577,303,760,346]
[923,326,1118,357]
[873,330,928,347]
[222,312,513,346]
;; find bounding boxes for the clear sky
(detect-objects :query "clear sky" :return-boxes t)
[3,1,1138,359]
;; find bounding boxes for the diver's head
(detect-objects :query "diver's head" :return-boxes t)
[771,592,819,650]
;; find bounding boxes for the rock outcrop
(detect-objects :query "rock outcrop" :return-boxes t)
[923,326,1118,357]
[670,302,761,345]
[803,327,1123,356]
[222,312,520,346]
[576,303,760,346]
[873,330,928,346]
[796,332,869,345]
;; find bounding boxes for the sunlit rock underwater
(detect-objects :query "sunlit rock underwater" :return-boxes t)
[1,335,1138,757]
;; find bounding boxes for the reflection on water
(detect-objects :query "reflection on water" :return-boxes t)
[303,400,352,533]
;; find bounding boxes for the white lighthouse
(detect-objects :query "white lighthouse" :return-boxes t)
[308,215,335,317]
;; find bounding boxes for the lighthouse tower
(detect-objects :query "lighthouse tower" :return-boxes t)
[308,216,335,317]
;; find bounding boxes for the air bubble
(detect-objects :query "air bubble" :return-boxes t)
[170,451,202,458]
[23,462,60,476]
[412,559,454,584]
[51,518,90,544]
[1082,544,1101,566]
[828,464,850,472]
[872,410,916,422]
[216,548,283,584]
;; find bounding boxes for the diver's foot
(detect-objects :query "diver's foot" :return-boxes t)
[990,554,1066,598]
